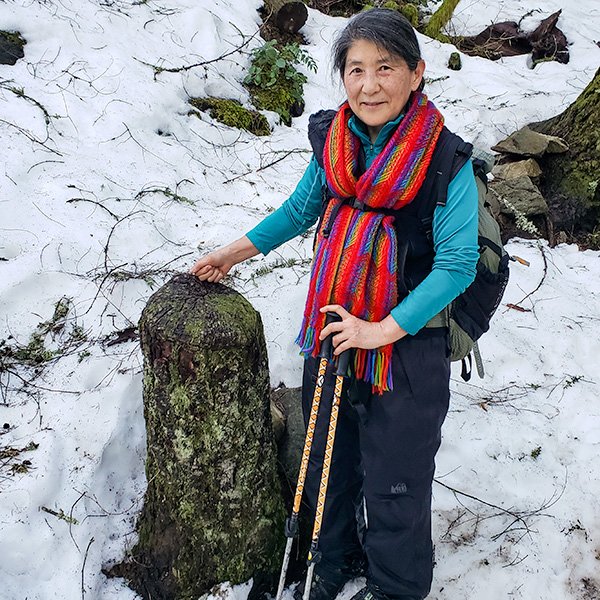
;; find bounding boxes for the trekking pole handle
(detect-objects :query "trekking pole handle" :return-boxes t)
[335,349,351,377]
[317,312,340,360]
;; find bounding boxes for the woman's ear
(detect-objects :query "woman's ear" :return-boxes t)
[411,59,426,91]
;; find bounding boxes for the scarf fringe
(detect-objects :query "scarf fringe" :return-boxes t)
[296,328,394,394]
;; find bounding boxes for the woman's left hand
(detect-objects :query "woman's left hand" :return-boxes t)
[319,305,407,355]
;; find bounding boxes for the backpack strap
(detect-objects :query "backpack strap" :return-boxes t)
[434,131,473,208]
[308,109,337,169]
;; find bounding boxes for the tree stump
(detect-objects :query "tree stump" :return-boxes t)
[127,274,285,599]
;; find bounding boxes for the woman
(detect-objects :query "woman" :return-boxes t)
[191,9,479,600]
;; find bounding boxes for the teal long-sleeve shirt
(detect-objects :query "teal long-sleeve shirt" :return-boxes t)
[247,114,479,336]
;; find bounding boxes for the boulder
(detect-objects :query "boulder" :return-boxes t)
[0,31,26,65]
[489,175,549,217]
[492,158,543,181]
[492,126,569,157]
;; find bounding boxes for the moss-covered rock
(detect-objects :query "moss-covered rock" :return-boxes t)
[123,274,285,600]
[247,81,303,127]
[447,51,462,71]
[0,30,26,65]
[189,97,271,136]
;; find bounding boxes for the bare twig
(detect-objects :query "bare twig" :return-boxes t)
[223,148,310,184]
[511,244,548,309]
[81,537,95,599]
[134,26,259,77]
[0,118,61,155]
[66,197,120,220]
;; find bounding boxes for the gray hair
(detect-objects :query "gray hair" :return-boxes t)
[332,8,422,76]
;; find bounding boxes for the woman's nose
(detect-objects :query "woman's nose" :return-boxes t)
[362,71,380,94]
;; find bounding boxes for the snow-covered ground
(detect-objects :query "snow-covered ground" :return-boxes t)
[0,1,599,599]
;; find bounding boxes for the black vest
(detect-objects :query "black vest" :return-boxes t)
[307,110,472,300]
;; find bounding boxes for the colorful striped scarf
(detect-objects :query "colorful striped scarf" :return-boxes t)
[296,92,444,393]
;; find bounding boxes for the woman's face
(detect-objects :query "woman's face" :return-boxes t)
[342,38,425,142]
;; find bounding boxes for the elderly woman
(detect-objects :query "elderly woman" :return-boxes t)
[191,9,479,600]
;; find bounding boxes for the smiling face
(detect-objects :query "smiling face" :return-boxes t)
[342,38,425,142]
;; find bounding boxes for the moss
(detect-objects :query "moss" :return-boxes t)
[400,4,420,27]
[448,51,462,70]
[530,69,600,234]
[0,30,26,48]
[189,97,270,136]
[247,80,299,127]
[12,332,56,365]
[423,0,460,42]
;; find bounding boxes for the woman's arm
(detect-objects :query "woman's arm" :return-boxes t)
[390,159,479,334]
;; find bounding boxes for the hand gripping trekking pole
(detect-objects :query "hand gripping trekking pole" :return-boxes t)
[303,333,351,600]
[274,313,340,600]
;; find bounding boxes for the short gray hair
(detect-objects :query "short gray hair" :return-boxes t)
[332,8,422,76]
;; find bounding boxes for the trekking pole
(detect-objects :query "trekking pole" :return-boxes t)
[303,343,351,600]
[274,313,339,600]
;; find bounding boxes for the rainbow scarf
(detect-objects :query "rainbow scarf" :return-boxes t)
[296,92,444,393]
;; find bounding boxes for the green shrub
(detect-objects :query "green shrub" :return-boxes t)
[245,41,316,126]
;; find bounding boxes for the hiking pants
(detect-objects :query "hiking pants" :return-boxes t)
[301,330,450,600]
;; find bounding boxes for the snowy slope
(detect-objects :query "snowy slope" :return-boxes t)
[0,1,599,599]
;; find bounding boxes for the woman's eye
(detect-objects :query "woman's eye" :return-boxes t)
[380,65,391,71]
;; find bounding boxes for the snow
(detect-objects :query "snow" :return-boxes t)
[0,1,599,599]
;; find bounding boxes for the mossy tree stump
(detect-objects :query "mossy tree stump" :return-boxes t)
[130,274,285,599]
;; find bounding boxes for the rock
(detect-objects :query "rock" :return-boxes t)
[489,175,549,217]
[271,394,286,443]
[0,31,26,65]
[447,51,462,70]
[555,231,568,245]
[272,386,304,486]
[492,126,569,157]
[121,274,285,600]
[492,158,543,181]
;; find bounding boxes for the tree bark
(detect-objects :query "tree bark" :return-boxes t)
[124,274,285,600]
[263,0,289,16]
[530,68,600,233]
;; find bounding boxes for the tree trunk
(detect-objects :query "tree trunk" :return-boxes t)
[124,274,285,600]
[263,0,289,15]
[530,68,600,234]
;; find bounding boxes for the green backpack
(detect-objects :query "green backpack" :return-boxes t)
[425,144,511,380]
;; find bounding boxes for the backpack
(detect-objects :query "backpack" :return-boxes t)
[307,111,512,381]
[422,138,511,381]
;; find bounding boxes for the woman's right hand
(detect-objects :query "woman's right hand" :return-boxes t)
[189,248,233,283]
[189,236,260,283]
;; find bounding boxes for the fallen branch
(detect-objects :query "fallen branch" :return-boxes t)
[135,26,259,77]
[508,243,548,311]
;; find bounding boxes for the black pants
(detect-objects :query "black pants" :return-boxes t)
[301,331,450,600]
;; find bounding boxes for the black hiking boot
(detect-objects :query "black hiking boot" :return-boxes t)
[349,584,420,600]
[293,572,349,600]
[294,555,366,600]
